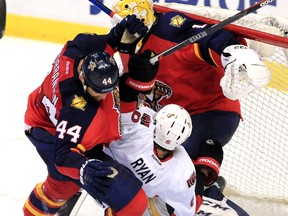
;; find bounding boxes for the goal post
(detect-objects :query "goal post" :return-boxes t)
[154,3,288,216]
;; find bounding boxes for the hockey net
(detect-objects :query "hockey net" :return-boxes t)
[154,3,288,215]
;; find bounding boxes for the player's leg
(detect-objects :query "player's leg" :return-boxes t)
[182,110,240,160]
[0,0,6,39]
[23,127,81,215]
[23,176,81,215]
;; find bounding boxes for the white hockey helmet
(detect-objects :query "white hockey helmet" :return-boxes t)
[153,104,192,151]
[112,0,156,29]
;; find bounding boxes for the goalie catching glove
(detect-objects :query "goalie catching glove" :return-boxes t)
[220,45,271,100]
[126,49,159,93]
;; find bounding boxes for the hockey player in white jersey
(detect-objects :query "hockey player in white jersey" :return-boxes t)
[103,102,249,216]
[104,104,196,215]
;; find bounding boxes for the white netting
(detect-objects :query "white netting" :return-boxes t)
[154,2,288,208]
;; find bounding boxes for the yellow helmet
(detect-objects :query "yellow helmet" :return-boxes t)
[112,0,155,29]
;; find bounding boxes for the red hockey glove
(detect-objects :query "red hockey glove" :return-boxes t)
[194,139,223,186]
[126,49,159,93]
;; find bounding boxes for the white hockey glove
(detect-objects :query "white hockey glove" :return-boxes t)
[220,45,271,100]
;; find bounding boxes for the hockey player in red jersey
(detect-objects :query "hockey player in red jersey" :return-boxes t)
[22,15,159,216]
[111,0,271,211]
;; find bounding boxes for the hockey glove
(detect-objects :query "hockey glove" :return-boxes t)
[107,14,148,53]
[126,49,159,93]
[80,159,118,201]
[220,44,271,100]
[194,139,223,186]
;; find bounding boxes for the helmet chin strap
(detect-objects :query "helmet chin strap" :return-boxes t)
[79,71,88,92]
[83,84,88,92]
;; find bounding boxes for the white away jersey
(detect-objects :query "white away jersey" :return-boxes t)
[105,107,196,216]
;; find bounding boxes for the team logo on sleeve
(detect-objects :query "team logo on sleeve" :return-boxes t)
[186,171,196,188]
[140,113,151,127]
[170,15,186,28]
[71,95,87,111]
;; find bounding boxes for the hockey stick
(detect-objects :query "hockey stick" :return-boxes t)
[89,0,123,23]
[89,0,275,64]
[89,0,140,38]
[149,0,276,64]
[0,0,6,39]
[57,190,88,216]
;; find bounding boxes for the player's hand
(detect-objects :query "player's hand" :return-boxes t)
[126,49,159,93]
[194,139,223,186]
[220,45,271,100]
[80,159,118,200]
[107,15,148,53]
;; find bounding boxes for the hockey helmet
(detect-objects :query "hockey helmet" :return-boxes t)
[153,104,192,151]
[82,51,119,93]
[112,0,155,29]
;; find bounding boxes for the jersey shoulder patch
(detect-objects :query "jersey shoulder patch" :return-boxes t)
[154,12,207,43]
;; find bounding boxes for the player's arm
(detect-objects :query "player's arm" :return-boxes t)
[120,50,159,112]
[187,20,271,100]
[193,139,223,211]
[64,15,148,61]
[54,94,100,180]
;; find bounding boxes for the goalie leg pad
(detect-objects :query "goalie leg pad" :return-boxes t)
[196,183,250,216]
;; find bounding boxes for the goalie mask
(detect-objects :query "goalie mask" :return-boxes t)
[82,51,119,93]
[112,0,155,29]
[153,104,192,151]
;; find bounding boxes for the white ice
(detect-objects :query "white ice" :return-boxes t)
[0,36,103,215]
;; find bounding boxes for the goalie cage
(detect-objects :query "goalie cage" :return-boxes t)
[154,3,288,216]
